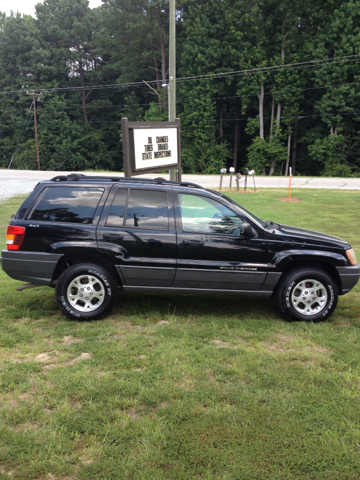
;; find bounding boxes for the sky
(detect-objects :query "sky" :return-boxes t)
[1,0,103,17]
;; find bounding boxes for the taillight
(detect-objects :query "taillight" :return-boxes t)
[6,226,26,251]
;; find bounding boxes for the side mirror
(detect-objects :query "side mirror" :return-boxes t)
[240,222,256,238]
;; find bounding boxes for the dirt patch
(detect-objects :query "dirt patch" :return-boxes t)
[260,334,333,355]
[17,392,33,401]
[179,371,195,391]
[0,466,14,477]
[207,371,217,383]
[63,353,92,367]
[128,406,143,419]
[213,339,233,348]
[32,351,92,369]
[2,393,31,409]
[5,399,19,409]
[112,320,143,331]
[69,398,82,410]
[11,422,39,433]
[62,336,84,346]
[278,197,302,203]
[213,339,246,349]
[157,320,170,325]
[46,474,74,480]
[35,353,55,363]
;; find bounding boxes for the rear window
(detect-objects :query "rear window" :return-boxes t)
[29,187,104,224]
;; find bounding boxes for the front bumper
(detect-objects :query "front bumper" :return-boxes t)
[336,264,360,294]
[1,250,63,286]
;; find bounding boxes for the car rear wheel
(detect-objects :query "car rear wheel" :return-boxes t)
[56,263,118,320]
[276,268,338,322]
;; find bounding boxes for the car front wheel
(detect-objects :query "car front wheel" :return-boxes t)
[276,268,338,322]
[56,263,118,320]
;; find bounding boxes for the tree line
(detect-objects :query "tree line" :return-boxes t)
[1,0,360,176]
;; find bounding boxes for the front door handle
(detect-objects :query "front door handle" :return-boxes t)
[103,233,124,241]
[182,239,205,246]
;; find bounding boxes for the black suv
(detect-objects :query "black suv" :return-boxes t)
[1,174,359,322]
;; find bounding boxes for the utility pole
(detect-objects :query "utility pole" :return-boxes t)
[169,0,177,181]
[27,91,42,170]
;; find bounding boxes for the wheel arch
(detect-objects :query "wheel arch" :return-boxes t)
[51,252,121,287]
[273,254,343,294]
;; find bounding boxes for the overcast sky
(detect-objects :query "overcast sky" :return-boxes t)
[1,0,103,17]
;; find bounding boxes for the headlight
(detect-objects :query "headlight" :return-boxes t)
[346,248,357,266]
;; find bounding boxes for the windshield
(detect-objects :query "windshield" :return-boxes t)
[206,190,268,228]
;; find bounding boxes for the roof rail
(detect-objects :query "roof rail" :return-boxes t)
[48,174,203,189]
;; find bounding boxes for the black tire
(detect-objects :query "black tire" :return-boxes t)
[275,268,338,322]
[55,263,118,320]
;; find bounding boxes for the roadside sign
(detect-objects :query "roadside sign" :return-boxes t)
[121,118,181,179]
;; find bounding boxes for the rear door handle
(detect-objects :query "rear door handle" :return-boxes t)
[103,233,124,241]
[182,239,205,246]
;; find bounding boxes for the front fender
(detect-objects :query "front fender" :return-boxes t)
[270,249,347,270]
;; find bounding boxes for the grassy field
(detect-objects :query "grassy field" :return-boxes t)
[0,189,359,480]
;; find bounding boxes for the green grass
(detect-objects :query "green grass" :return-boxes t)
[0,189,360,480]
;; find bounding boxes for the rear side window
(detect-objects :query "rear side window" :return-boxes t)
[29,187,104,224]
[107,189,169,230]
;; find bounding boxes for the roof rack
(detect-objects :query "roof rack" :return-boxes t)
[49,174,203,189]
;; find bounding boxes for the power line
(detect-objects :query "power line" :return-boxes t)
[0,54,359,97]
[0,77,359,119]
[177,55,360,83]
[182,111,360,124]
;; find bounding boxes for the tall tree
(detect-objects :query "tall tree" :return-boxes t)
[36,0,101,123]
[100,0,171,112]
[0,13,45,168]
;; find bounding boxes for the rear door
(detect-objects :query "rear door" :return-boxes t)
[173,191,269,291]
[97,186,177,286]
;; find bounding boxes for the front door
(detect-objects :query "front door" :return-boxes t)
[173,192,268,291]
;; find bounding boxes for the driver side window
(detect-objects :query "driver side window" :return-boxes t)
[179,194,243,235]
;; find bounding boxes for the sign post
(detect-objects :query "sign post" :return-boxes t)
[169,0,177,181]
